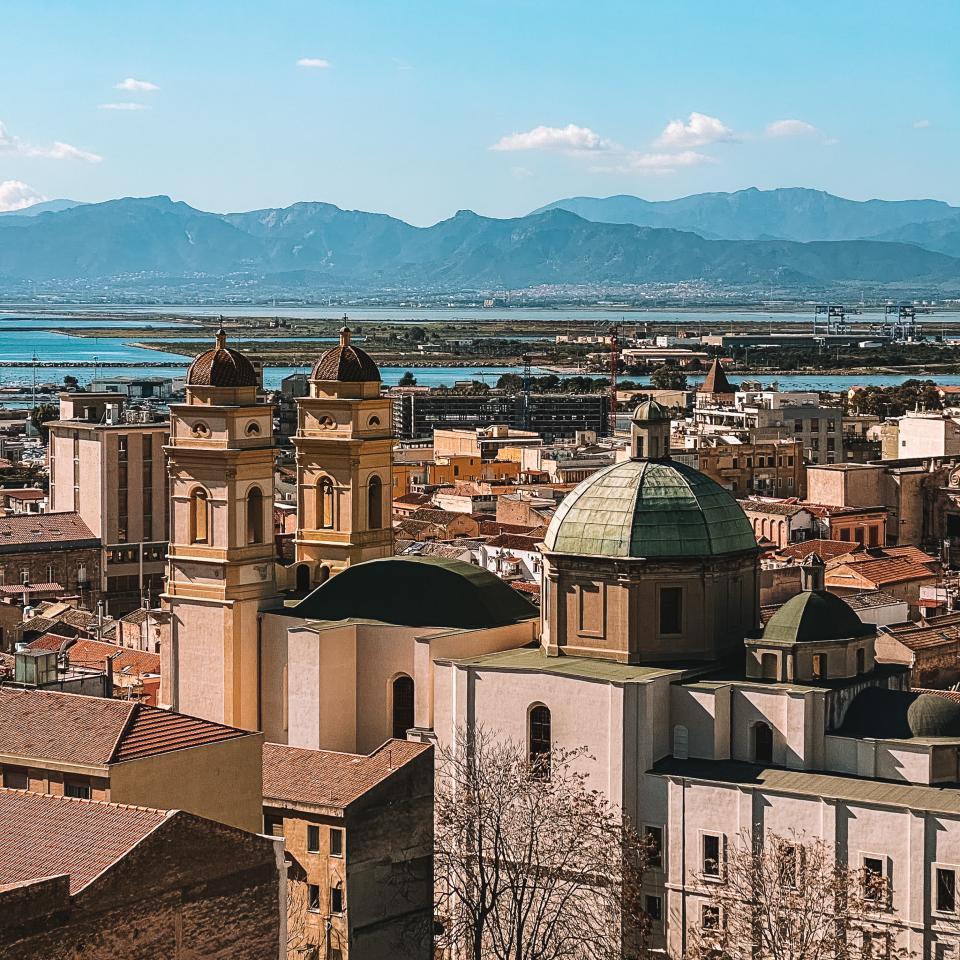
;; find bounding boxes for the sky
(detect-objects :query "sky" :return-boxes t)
[0,0,957,224]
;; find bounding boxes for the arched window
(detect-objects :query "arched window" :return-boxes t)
[529,705,551,778]
[753,722,774,765]
[856,647,866,675]
[392,675,414,740]
[368,475,383,529]
[761,652,778,680]
[246,487,264,544]
[295,564,311,594]
[317,478,334,530]
[190,488,209,544]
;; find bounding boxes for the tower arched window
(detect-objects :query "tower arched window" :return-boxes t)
[368,475,383,529]
[529,705,551,778]
[753,722,774,764]
[392,675,414,740]
[247,487,264,544]
[317,477,335,530]
[190,488,209,544]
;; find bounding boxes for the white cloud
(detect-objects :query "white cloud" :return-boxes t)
[765,119,818,138]
[654,112,734,149]
[914,119,931,129]
[297,57,331,69]
[0,121,102,163]
[115,77,159,92]
[490,124,612,153]
[595,150,714,175]
[99,102,148,111]
[0,180,47,212]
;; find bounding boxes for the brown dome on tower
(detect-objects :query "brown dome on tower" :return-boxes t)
[311,325,381,383]
[186,319,258,388]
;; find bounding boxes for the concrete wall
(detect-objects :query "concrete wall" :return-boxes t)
[109,733,264,833]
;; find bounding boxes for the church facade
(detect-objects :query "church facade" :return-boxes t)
[163,337,960,957]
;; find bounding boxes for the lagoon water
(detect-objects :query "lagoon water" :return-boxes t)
[1,309,960,392]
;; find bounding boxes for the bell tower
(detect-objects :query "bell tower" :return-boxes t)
[294,325,393,583]
[162,323,276,729]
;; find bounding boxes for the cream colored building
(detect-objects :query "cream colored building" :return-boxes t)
[166,339,960,956]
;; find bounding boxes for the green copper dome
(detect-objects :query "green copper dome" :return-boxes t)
[763,590,875,645]
[543,459,758,559]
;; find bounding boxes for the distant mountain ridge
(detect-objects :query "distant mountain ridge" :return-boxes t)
[0,198,84,218]
[0,193,957,294]
[533,187,960,251]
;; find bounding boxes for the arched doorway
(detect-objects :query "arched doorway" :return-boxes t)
[392,675,414,739]
[753,722,774,764]
[295,564,311,593]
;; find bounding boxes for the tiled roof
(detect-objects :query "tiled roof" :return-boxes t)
[827,557,936,589]
[186,328,257,388]
[27,636,160,676]
[0,789,168,894]
[739,500,809,517]
[311,329,380,383]
[698,358,736,395]
[120,608,149,625]
[0,582,64,594]
[0,512,97,548]
[485,533,543,551]
[0,688,249,767]
[777,539,862,562]
[410,507,468,527]
[477,520,538,536]
[263,740,429,809]
[393,492,432,506]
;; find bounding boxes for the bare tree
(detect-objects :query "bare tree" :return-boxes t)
[685,830,913,960]
[285,857,318,960]
[434,725,652,960]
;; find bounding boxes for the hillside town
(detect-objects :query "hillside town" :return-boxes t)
[3,318,960,958]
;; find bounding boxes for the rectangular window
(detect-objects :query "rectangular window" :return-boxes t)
[330,828,344,858]
[64,780,91,800]
[330,886,344,914]
[2,767,28,790]
[308,884,321,912]
[794,419,803,433]
[263,815,284,838]
[811,418,820,431]
[701,904,721,929]
[645,894,662,922]
[659,586,683,636]
[812,654,826,680]
[937,867,956,913]
[863,856,886,903]
[702,834,722,878]
[645,825,663,868]
[307,824,320,853]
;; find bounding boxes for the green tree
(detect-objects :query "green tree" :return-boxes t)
[30,403,59,439]
[398,371,418,387]
[496,373,524,392]
[650,365,688,390]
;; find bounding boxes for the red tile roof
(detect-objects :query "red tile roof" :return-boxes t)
[485,533,544,550]
[827,557,936,589]
[263,740,430,809]
[27,635,160,676]
[0,789,169,894]
[777,539,863,562]
[0,688,250,768]
[0,512,97,547]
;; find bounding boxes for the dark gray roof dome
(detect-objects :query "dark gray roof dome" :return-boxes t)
[632,399,670,422]
[841,687,960,739]
[292,556,537,628]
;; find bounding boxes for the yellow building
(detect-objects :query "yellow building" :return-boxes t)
[293,327,394,585]
[162,323,278,730]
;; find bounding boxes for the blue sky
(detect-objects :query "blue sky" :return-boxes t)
[1,0,957,224]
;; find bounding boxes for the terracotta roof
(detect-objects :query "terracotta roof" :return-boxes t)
[410,507,468,527]
[311,328,380,383]
[777,539,863,562]
[510,580,541,596]
[393,492,432,505]
[827,557,936,589]
[0,512,96,548]
[0,582,64,594]
[698,358,736,395]
[0,789,169,893]
[0,489,45,500]
[477,520,538,537]
[263,740,430,809]
[186,327,257,388]
[739,500,810,517]
[485,533,544,550]
[0,688,249,767]
[26,636,160,676]
[120,608,149,625]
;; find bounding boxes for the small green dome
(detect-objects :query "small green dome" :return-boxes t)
[763,590,874,645]
[633,399,669,422]
[543,459,757,559]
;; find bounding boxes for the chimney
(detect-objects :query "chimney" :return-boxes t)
[801,552,825,592]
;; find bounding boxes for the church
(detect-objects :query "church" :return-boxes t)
[163,330,960,957]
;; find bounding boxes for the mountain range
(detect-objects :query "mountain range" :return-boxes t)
[534,187,960,255]
[0,189,958,295]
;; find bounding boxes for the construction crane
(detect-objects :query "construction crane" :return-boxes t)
[607,323,621,437]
